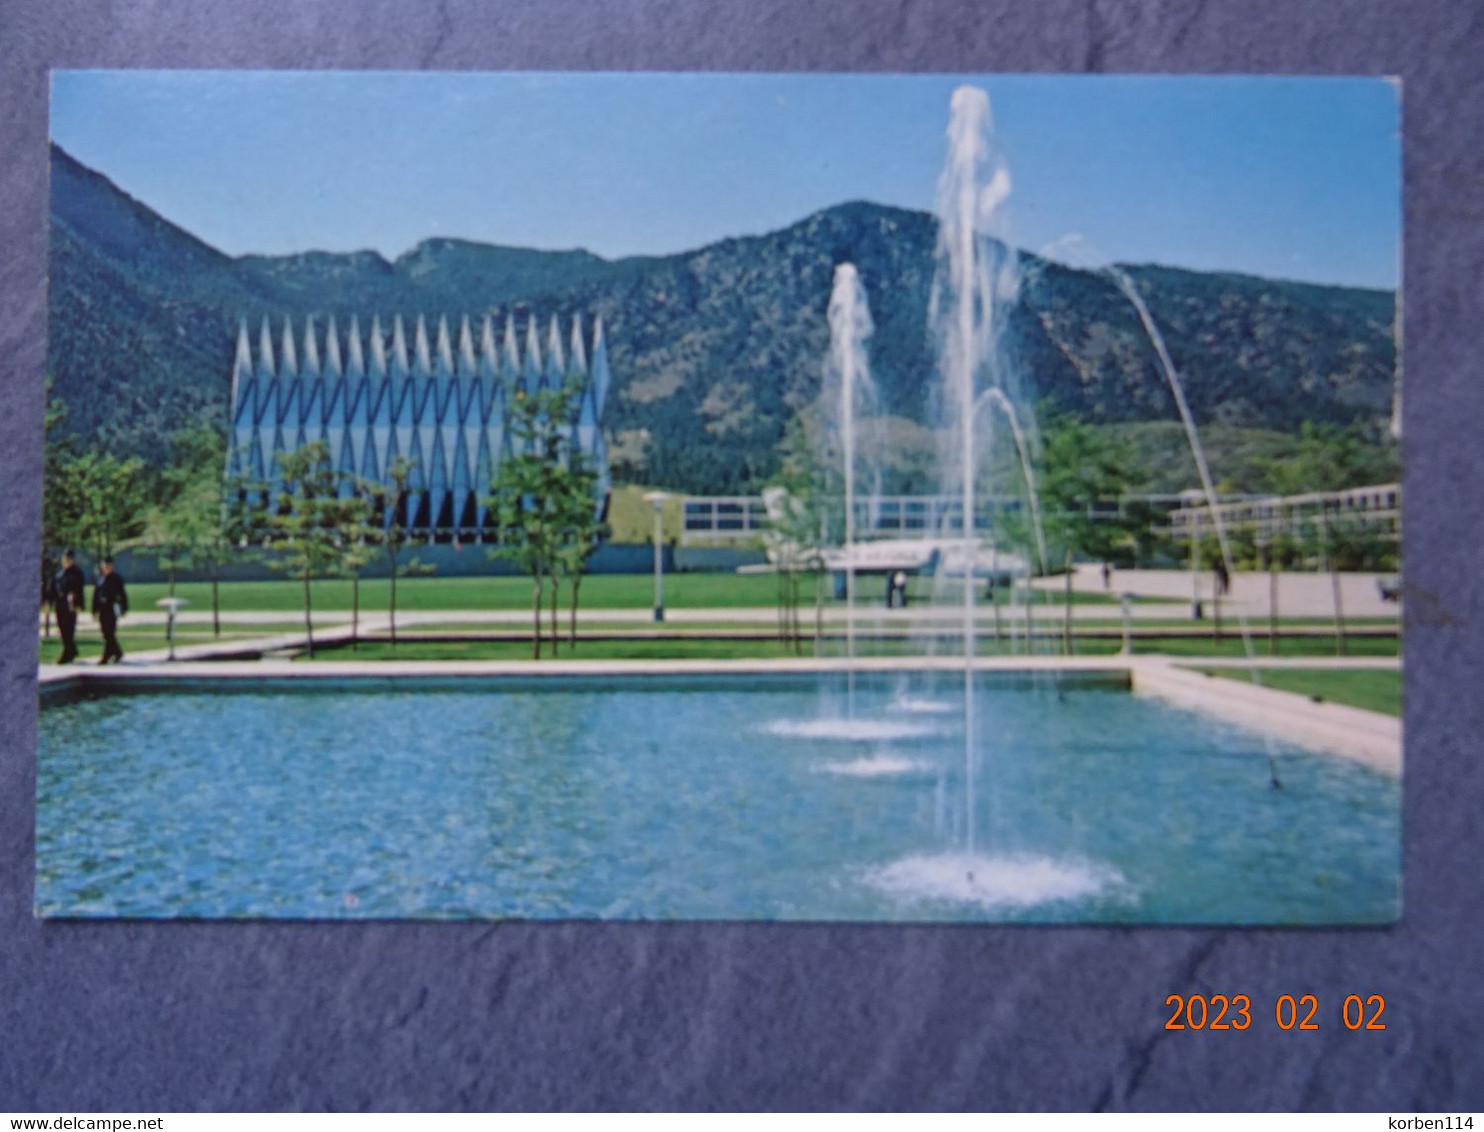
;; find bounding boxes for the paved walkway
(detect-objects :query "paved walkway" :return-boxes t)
[41,617,383,669]
[1040,565,1399,619]
[103,598,1394,631]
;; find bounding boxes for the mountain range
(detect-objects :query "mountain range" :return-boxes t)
[47,143,1398,494]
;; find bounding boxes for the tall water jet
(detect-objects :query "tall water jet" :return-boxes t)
[931,85,1017,853]
[825,263,875,717]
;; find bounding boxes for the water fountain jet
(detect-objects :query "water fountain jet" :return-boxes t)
[826,263,876,719]
[931,85,1017,855]
[1109,266,1282,788]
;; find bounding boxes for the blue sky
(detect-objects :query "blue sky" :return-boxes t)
[50,71,1400,289]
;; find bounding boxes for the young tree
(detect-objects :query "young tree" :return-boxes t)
[1308,509,1393,660]
[379,456,435,647]
[1308,510,1350,658]
[1261,531,1302,656]
[212,463,267,638]
[764,491,829,656]
[490,450,553,658]
[331,476,378,650]
[554,450,609,649]
[487,382,589,660]
[265,441,341,658]
[765,417,834,655]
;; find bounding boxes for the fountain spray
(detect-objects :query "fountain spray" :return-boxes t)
[932,85,1016,854]
[827,263,874,719]
[857,86,1126,911]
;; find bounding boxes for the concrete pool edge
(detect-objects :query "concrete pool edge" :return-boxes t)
[1129,658,1401,777]
[38,653,1132,685]
[37,654,1400,776]
[36,656,1131,706]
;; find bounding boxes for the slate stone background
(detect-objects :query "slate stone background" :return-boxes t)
[1,0,1481,1111]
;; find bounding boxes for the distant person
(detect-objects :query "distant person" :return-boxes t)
[50,549,86,664]
[1101,562,1113,591]
[92,556,128,664]
[1214,558,1231,596]
[892,570,910,609]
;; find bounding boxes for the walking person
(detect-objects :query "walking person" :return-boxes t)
[92,556,128,664]
[50,549,86,664]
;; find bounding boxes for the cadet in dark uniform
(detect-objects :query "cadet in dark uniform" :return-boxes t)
[92,556,128,664]
[50,549,86,664]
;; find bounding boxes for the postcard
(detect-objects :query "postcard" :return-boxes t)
[37,71,1400,922]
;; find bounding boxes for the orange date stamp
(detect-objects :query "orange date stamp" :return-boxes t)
[1164,993,1387,1031]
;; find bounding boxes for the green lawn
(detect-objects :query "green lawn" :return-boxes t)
[300,632,1398,663]
[117,573,1192,616]
[1199,667,1402,717]
[1000,635,1397,659]
[127,574,797,613]
[1127,635,1399,659]
[1125,617,1398,629]
[302,638,809,662]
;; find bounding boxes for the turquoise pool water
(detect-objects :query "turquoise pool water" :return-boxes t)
[35,677,1399,922]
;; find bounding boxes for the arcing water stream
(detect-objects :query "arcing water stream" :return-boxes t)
[1109,267,1282,788]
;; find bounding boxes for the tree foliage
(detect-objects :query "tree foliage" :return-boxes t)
[487,381,604,659]
[764,417,834,651]
[265,441,342,656]
[150,421,230,596]
[1256,420,1399,496]
[42,379,82,561]
[69,450,148,564]
[554,450,610,648]
[1031,408,1147,567]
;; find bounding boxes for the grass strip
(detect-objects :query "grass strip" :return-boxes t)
[1198,667,1401,717]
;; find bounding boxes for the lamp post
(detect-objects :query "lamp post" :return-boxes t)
[643,491,668,622]
[156,597,188,662]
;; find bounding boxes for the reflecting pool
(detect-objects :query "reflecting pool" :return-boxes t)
[36,677,1399,923]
